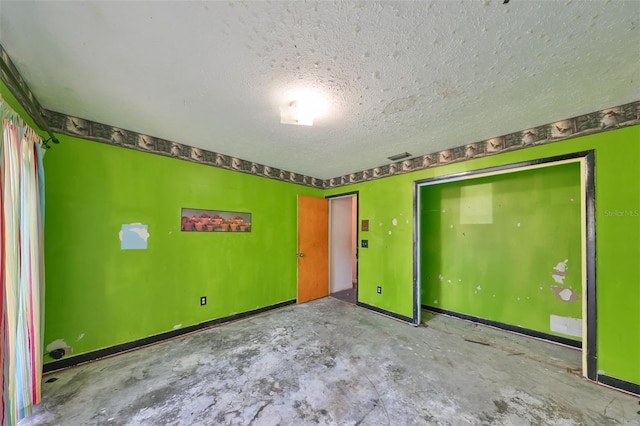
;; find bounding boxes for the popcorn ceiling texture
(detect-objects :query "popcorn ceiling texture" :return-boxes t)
[1,1,639,181]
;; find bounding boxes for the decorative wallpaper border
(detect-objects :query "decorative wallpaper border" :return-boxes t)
[42,100,640,189]
[0,44,46,129]
[3,43,639,189]
[328,100,640,187]
[41,109,326,188]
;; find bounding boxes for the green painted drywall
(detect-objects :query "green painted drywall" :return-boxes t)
[327,125,639,385]
[41,135,322,359]
[419,162,583,340]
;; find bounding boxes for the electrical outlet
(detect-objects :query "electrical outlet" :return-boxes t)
[377,286,382,294]
[361,240,369,248]
[200,296,207,306]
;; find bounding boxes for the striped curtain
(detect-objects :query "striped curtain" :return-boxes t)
[0,96,45,426]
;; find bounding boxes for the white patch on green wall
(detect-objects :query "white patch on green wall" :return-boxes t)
[120,223,150,250]
[76,333,84,341]
[552,259,568,284]
[459,183,493,224]
[173,324,182,330]
[46,339,73,356]
[392,218,398,226]
[46,339,69,352]
[550,314,582,338]
[550,285,580,302]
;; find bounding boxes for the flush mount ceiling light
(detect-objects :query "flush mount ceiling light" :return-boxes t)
[279,90,328,126]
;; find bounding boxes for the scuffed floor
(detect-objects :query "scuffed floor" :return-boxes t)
[20,298,638,425]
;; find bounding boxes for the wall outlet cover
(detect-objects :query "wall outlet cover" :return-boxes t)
[200,296,207,305]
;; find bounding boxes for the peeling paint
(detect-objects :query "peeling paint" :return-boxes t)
[388,230,392,235]
[438,274,444,281]
[551,259,568,284]
[516,222,521,227]
[392,218,398,226]
[550,286,580,302]
[77,333,85,341]
[476,286,481,291]
[173,324,182,330]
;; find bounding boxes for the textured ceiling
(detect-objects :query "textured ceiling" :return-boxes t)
[1,1,638,179]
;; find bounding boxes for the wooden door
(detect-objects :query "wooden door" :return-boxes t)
[297,195,329,303]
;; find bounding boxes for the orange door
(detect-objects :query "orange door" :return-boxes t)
[297,195,329,303]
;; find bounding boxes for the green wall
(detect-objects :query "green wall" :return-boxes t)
[328,125,640,386]
[41,135,322,358]
[419,162,583,340]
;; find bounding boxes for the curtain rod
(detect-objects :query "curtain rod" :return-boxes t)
[0,45,59,149]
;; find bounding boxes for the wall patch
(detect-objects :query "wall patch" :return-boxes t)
[120,223,150,250]
[550,315,582,338]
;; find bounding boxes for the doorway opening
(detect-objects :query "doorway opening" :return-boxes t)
[413,151,596,380]
[328,192,359,305]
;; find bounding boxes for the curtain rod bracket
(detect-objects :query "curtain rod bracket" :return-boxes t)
[42,136,59,150]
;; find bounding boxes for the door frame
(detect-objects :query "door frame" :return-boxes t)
[413,151,596,380]
[326,191,359,302]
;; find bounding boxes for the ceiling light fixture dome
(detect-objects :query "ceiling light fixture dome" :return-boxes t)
[279,89,328,126]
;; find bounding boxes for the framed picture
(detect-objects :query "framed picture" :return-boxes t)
[181,208,251,232]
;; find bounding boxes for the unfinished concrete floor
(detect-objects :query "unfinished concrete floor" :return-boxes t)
[21,298,639,425]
